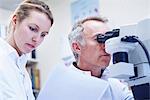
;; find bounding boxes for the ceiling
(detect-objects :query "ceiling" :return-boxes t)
[0,0,49,11]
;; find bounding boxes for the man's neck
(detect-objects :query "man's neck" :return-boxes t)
[91,68,102,78]
[77,61,102,78]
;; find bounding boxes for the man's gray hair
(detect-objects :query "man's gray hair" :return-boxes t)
[68,16,108,61]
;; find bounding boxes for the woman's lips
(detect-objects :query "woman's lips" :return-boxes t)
[26,43,35,49]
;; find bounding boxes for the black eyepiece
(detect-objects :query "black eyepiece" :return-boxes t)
[96,29,120,43]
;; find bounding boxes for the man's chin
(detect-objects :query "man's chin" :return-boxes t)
[98,63,109,68]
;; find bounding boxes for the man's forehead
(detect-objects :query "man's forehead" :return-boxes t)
[83,21,110,35]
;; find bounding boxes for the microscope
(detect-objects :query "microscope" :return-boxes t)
[97,19,150,100]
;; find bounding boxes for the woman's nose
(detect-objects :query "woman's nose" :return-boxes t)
[32,34,41,42]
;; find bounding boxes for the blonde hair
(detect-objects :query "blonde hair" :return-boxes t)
[8,0,53,34]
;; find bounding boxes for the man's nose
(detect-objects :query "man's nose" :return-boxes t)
[99,43,105,49]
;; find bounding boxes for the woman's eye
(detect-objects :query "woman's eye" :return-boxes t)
[41,33,46,37]
[29,26,38,32]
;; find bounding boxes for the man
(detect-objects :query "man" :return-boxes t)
[68,16,134,100]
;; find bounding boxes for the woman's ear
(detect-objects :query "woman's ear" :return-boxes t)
[72,42,81,54]
[11,15,18,32]
[12,15,17,25]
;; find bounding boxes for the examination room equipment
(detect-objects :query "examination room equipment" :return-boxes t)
[97,19,150,100]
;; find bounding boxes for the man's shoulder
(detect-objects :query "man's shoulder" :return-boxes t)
[107,78,126,85]
[106,77,130,90]
[106,78,134,99]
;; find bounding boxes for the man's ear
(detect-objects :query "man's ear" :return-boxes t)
[72,42,81,54]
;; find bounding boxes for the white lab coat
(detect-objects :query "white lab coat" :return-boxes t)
[0,38,35,100]
[37,61,114,100]
[70,63,134,100]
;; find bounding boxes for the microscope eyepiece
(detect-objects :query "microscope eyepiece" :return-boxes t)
[96,29,120,43]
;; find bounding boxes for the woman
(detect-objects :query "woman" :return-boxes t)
[0,0,53,100]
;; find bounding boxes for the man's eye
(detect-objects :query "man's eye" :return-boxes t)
[94,37,98,42]
[29,26,38,32]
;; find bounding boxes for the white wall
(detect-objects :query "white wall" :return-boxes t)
[148,0,150,17]
[0,8,12,25]
[100,0,149,28]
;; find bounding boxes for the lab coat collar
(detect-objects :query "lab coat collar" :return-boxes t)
[0,38,27,75]
[0,38,18,57]
[71,62,110,79]
[71,62,92,76]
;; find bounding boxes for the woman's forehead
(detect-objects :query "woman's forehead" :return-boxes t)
[24,11,51,29]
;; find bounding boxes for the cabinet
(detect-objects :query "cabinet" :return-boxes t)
[26,50,41,98]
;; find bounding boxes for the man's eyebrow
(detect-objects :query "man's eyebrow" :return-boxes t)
[90,34,98,40]
[92,32,103,38]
